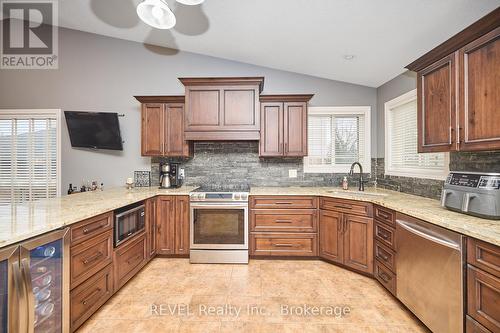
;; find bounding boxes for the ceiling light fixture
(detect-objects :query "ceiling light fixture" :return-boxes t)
[343,55,356,60]
[137,0,176,29]
[176,0,205,5]
[137,0,205,30]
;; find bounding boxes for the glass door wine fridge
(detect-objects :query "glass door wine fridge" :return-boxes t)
[0,228,69,333]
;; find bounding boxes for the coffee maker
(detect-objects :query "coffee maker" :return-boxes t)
[159,162,183,188]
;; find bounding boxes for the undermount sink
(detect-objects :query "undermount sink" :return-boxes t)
[326,190,388,198]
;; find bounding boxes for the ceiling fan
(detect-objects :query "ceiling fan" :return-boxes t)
[136,0,204,29]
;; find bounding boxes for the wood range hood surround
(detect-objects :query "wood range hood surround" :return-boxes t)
[179,77,265,141]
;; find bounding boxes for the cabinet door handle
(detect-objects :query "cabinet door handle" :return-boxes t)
[378,252,389,261]
[273,243,294,248]
[82,288,102,305]
[82,251,104,265]
[343,218,348,234]
[275,219,292,223]
[379,272,392,283]
[83,223,106,235]
[378,231,389,240]
[377,211,391,220]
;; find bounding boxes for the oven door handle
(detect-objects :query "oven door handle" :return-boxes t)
[191,203,248,209]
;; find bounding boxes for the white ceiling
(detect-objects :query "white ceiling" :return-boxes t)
[58,0,500,87]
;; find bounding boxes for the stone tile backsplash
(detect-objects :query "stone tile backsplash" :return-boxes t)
[151,142,500,200]
[152,142,375,189]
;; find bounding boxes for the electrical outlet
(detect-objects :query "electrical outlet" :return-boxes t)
[289,169,298,178]
[179,168,185,178]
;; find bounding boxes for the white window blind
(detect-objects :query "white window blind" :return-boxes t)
[0,110,61,205]
[385,90,448,179]
[304,107,371,173]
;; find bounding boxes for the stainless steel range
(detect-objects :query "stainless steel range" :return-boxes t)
[189,187,249,264]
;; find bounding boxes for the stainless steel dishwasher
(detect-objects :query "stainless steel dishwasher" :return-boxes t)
[396,214,465,333]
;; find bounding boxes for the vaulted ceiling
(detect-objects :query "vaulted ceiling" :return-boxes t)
[58,0,500,87]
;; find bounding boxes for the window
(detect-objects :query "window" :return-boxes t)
[384,90,448,180]
[0,110,61,205]
[304,107,371,173]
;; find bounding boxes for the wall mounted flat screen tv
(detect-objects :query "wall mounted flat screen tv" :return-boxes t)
[64,111,123,150]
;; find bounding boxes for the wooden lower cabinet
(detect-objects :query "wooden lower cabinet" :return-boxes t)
[344,215,373,273]
[146,198,157,259]
[157,195,190,255]
[466,315,493,333]
[250,232,317,257]
[70,229,113,288]
[70,264,113,331]
[319,209,374,275]
[114,233,148,290]
[319,210,343,264]
[175,196,190,255]
[374,260,396,296]
[467,264,500,332]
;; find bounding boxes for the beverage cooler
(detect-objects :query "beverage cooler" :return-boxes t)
[0,228,69,333]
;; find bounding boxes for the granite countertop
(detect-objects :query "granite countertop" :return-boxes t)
[250,187,500,247]
[0,186,197,249]
[1,185,498,249]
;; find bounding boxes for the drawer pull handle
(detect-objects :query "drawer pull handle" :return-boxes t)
[83,223,106,235]
[377,211,391,219]
[379,272,392,283]
[377,231,389,240]
[127,254,143,265]
[82,288,102,305]
[334,204,352,210]
[82,252,104,265]
[275,219,293,223]
[275,202,293,205]
[378,253,389,261]
[273,243,295,248]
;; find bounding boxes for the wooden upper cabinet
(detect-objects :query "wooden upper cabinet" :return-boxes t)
[260,102,283,156]
[141,103,164,156]
[459,27,500,151]
[135,96,192,157]
[284,102,308,156]
[407,8,500,153]
[179,77,264,140]
[166,103,191,157]
[417,54,457,152]
[259,95,313,157]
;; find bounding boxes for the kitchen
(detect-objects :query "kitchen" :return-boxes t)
[0,1,499,333]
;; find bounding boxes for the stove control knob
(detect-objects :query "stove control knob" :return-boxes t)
[234,193,241,201]
[241,194,248,201]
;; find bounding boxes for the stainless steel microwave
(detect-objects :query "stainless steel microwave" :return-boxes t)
[114,202,145,247]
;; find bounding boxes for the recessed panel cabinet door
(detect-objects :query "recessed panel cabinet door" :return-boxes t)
[417,53,457,153]
[260,102,284,156]
[185,89,221,130]
[156,196,176,255]
[284,102,307,156]
[319,210,343,264]
[166,103,191,157]
[343,215,373,274]
[175,196,190,255]
[223,89,259,129]
[459,27,500,151]
[141,103,164,156]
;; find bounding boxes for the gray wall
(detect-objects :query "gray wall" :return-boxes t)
[376,71,417,158]
[0,27,377,191]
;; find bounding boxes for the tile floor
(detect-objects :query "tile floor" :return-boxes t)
[77,259,430,333]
